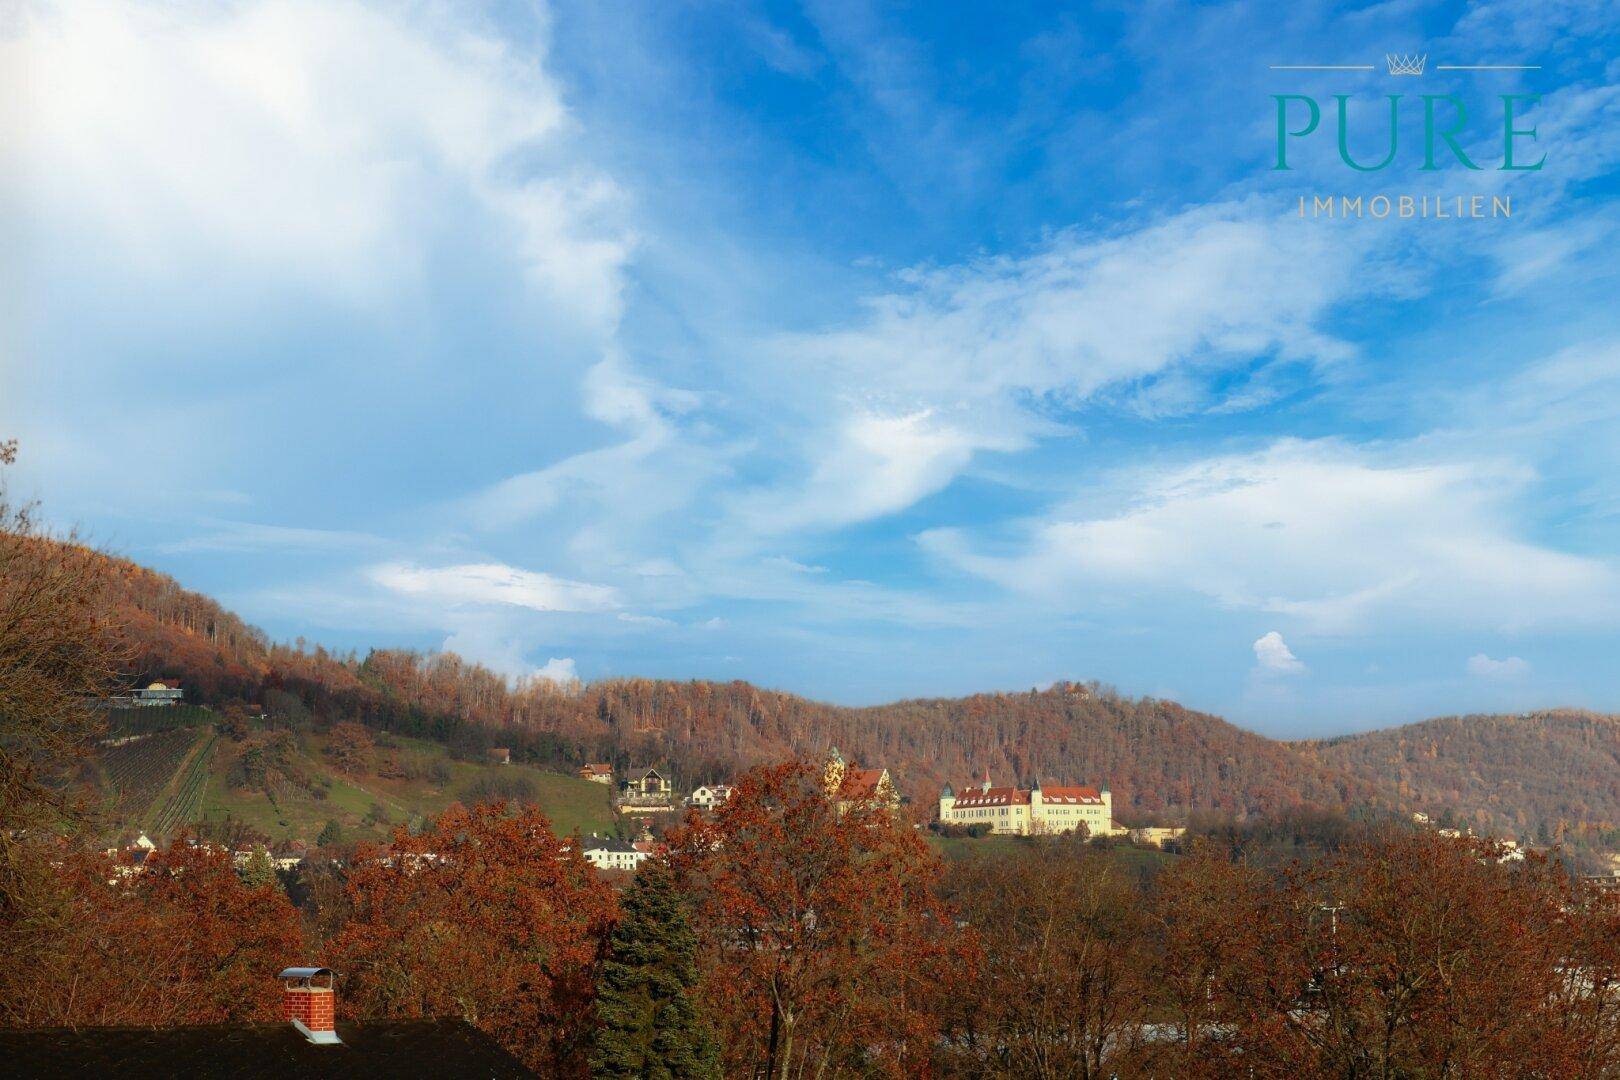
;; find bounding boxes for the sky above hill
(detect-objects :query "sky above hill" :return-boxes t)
[4,0,1619,735]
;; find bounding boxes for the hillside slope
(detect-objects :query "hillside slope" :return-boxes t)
[91,711,615,845]
[1303,709,1620,844]
[61,541,1390,823]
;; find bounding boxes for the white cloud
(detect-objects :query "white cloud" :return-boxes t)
[369,561,619,613]
[532,656,579,686]
[732,203,1369,539]
[780,204,1358,415]
[1253,631,1305,675]
[1467,653,1529,679]
[467,355,715,534]
[735,408,1014,535]
[617,612,675,627]
[924,438,1620,634]
[1,0,629,321]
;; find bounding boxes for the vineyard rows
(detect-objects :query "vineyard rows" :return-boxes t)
[100,728,200,824]
[150,734,219,837]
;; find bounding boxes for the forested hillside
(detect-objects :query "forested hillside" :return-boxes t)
[69,542,1389,822]
[52,538,1619,840]
[1305,711,1620,850]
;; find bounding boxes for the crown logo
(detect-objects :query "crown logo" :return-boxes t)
[1386,53,1427,76]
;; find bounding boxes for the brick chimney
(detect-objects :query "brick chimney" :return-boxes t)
[278,967,341,1045]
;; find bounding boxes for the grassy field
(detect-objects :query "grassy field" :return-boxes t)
[194,729,616,845]
[92,708,616,845]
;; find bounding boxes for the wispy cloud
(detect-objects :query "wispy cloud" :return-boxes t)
[924,438,1620,634]
[159,520,384,555]
[1467,653,1529,679]
[369,561,619,613]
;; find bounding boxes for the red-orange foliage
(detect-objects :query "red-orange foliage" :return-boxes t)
[327,802,617,1076]
[2,838,302,1027]
[940,841,1154,1079]
[324,721,374,775]
[667,762,972,1078]
[1140,832,1620,1078]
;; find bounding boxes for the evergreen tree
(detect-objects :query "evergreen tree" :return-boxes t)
[316,819,343,848]
[238,845,279,891]
[590,861,719,1079]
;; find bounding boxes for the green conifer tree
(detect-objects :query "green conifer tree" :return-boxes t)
[590,860,719,1079]
[316,819,343,848]
[239,845,279,891]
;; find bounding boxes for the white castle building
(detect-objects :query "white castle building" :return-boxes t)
[939,770,1116,837]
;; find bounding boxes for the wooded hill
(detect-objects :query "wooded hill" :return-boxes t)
[71,540,1619,841]
[1303,711,1620,850]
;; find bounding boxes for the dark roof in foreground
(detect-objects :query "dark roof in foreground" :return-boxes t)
[0,1019,532,1078]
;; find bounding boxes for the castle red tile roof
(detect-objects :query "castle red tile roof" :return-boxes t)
[946,786,1031,809]
[1040,785,1104,804]
[838,767,889,799]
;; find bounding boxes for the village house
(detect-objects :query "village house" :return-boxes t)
[106,679,185,709]
[822,748,900,813]
[619,766,675,809]
[939,770,1118,837]
[1129,826,1186,849]
[487,747,511,766]
[581,835,651,873]
[579,762,613,785]
[687,784,734,810]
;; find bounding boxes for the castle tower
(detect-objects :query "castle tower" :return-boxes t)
[822,747,847,798]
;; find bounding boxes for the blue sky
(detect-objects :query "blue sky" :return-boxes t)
[4,0,1619,736]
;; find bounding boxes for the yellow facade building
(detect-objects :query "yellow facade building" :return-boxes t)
[939,770,1115,837]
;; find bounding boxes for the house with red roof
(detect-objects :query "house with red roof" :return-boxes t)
[939,769,1116,837]
[821,748,900,813]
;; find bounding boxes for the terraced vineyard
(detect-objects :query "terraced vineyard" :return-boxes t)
[151,733,219,837]
[100,728,201,825]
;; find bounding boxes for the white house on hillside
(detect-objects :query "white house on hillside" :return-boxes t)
[688,784,734,809]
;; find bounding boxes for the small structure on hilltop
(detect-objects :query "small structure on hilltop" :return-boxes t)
[579,762,614,785]
[487,747,511,766]
[939,769,1118,837]
[822,748,900,814]
[106,679,185,709]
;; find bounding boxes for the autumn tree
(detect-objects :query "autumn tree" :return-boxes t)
[940,841,1152,1079]
[2,836,302,1027]
[1142,830,1620,1079]
[325,721,375,776]
[0,440,122,978]
[590,859,719,1079]
[329,802,617,1076]
[666,761,970,1079]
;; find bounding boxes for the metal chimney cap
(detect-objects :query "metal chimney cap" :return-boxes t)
[278,967,333,980]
